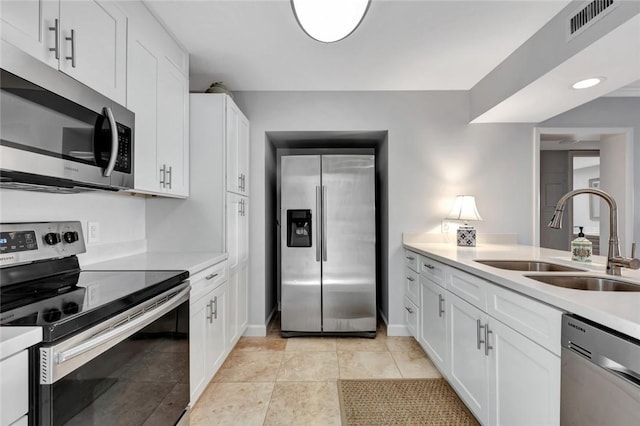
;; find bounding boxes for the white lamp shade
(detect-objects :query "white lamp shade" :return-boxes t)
[291,0,370,43]
[446,195,483,222]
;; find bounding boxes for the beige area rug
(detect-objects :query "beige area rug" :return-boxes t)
[338,378,480,426]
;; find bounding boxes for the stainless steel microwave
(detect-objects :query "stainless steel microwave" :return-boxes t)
[0,44,134,193]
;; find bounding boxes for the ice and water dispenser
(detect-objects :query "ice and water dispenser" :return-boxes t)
[286,209,312,247]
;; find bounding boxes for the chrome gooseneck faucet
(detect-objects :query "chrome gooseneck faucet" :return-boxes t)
[548,187,640,276]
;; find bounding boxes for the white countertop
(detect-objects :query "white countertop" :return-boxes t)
[403,242,640,341]
[84,251,228,276]
[0,327,42,360]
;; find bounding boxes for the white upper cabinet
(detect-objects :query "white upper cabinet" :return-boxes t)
[124,1,189,198]
[1,0,127,105]
[225,100,250,195]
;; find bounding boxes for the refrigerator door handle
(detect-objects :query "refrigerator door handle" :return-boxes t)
[322,185,328,261]
[316,185,321,262]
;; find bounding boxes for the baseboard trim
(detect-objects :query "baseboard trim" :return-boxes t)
[243,324,267,337]
[386,324,411,337]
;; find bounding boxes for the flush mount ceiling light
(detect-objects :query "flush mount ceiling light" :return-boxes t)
[291,0,371,43]
[572,77,605,89]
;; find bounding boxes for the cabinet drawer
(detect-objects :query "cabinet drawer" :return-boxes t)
[449,267,488,312]
[404,296,419,338]
[404,250,419,272]
[190,260,227,298]
[405,267,419,305]
[419,255,447,287]
[488,284,562,355]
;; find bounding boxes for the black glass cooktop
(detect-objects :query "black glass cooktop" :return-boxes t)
[0,269,189,342]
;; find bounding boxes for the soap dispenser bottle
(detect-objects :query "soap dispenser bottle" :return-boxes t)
[571,226,592,262]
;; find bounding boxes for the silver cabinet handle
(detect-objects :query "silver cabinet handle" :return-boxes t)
[159,164,166,187]
[238,174,243,191]
[485,324,493,356]
[406,256,415,260]
[65,29,76,67]
[166,166,172,189]
[102,107,118,177]
[424,263,435,270]
[213,296,218,319]
[238,199,243,216]
[477,319,486,350]
[206,300,213,323]
[315,186,321,262]
[438,294,445,318]
[205,273,218,280]
[49,19,60,59]
[405,306,414,314]
[241,174,246,192]
[406,276,415,282]
[322,185,327,261]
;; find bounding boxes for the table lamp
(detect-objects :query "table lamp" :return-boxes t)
[446,195,483,247]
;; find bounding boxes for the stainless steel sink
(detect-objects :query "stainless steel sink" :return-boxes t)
[526,275,640,292]
[474,260,585,272]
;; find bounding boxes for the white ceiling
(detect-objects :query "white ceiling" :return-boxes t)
[144,0,572,92]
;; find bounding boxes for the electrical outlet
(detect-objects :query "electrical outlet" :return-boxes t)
[441,220,450,233]
[87,222,100,244]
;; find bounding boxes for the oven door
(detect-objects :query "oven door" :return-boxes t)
[35,285,189,426]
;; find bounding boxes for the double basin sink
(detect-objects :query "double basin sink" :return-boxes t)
[474,260,640,292]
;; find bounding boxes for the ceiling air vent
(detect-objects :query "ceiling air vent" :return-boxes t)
[568,0,616,38]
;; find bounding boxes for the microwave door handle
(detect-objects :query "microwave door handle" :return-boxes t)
[102,107,118,177]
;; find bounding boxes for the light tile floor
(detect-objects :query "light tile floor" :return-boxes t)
[190,317,441,425]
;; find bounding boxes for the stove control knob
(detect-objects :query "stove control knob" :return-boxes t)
[63,231,79,244]
[44,232,61,245]
[43,308,62,323]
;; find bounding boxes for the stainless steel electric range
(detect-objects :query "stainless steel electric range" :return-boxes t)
[0,221,190,426]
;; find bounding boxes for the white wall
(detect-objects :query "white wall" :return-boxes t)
[233,91,535,331]
[0,189,146,265]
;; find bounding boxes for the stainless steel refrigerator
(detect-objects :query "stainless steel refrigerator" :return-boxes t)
[280,154,376,337]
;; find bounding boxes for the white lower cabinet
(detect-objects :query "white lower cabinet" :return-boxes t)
[488,319,560,426]
[189,262,227,405]
[0,350,29,426]
[407,250,561,426]
[447,292,490,425]
[404,296,419,338]
[418,275,447,372]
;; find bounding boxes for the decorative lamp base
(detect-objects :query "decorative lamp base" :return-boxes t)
[457,226,477,247]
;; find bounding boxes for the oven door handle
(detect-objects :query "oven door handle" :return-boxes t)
[56,286,190,364]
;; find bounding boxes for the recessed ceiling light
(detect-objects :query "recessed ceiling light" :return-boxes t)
[572,77,604,89]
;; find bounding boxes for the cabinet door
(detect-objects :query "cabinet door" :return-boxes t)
[239,197,249,264]
[0,0,58,68]
[237,111,249,195]
[237,264,248,334]
[127,27,159,193]
[488,319,560,426]
[419,276,448,373]
[226,269,238,347]
[59,0,126,104]
[157,57,189,196]
[447,292,489,425]
[225,99,240,194]
[206,282,227,380]
[226,193,242,270]
[189,293,209,404]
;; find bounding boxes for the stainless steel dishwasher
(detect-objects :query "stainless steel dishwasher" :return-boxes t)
[561,314,640,425]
